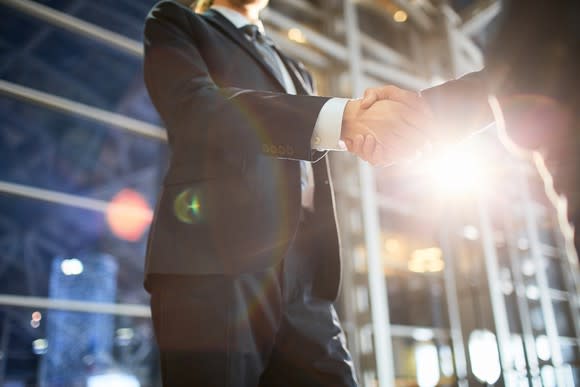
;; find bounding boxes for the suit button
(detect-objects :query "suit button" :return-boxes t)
[313,136,321,146]
[324,180,329,185]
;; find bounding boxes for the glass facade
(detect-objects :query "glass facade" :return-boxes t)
[334,135,580,386]
[0,0,163,385]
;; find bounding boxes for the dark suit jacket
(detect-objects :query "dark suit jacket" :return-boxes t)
[143,1,341,299]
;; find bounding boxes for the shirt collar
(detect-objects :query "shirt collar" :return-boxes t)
[211,5,265,34]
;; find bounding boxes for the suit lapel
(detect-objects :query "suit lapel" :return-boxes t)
[202,10,287,92]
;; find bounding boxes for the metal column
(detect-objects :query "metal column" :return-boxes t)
[478,196,514,387]
[518,170,566,386]
[343,1,395,386]
[440,224,469,387]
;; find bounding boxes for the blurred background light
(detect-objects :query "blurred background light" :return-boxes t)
[414,342,439,387]
[115,328,134,347]
[541,365,556,387]
[462,225,479,240]
[87,372,140,387]
[425,144,488,197]
[412,328,434,341]
[438,345,454,377]
[60,258,84,276]
[32,339,48,355]
[287,27,307,43]
[32,311,42,322]
[535,335,551,361]
[393,10,408,23]
[106,189,152,242]
[408,247,444,273]
[468,330,501,384]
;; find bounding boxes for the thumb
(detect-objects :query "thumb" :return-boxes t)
[360,89,379,109]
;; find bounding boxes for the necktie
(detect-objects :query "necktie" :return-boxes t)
[240,24,286,87]
[240,24,315,211]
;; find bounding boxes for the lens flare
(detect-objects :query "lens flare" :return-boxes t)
[174,188,203,224]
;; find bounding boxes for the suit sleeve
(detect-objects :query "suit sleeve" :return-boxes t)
[143,1,330,165]
[420,70,494,142]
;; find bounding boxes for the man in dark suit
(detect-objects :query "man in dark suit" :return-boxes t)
[142,0,434,385]
[361,0,580,254]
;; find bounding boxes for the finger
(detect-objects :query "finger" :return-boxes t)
[352,134,365,154]
[361,89,379,109]
[344,138,353,151]
[362,134,376,160]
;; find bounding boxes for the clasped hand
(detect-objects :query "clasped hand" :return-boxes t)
[341,85,436,166]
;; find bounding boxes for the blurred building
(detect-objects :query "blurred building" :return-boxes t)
[41,254,118,386]
[0,0,578,386]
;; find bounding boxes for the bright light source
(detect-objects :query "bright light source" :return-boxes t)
[439,345,455,377]
[462,225,479,240]
[408,247,444,273]
[541,365,556,387]
[384,238,401,253]
[115,328,134,346]
[412,328,434,341]
[287,28,307,44]
[525,284,540,300]
[61,258,84,276]
[521,258,535,276]
[501,281,514,295]
[32,311,42,322]
[32,338,48,355]
[468,330,501,384]
[424,145,488,197]
[536,335,551,361]
[415,342,440,387]
[393,10,408,23]
[106,189,152,242]
[87,373,140,387]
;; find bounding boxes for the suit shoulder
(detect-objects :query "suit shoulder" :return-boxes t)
[145,0,210,39]
[146,1,204,24]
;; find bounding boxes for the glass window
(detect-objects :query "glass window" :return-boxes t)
[0,306,159,386]
[545,257,567,291]
[552,300,575,338]
[0,5,159,124]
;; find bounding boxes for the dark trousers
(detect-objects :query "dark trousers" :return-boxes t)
[148,216,358,386]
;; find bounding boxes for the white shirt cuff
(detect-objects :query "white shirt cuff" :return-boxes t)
[311,97,350,151]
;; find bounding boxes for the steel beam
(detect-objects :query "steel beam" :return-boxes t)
[0,0,142,57]
[0,294,150,317]
[0,80,167,141]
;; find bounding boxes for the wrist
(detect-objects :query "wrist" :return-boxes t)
[340,99,362,141]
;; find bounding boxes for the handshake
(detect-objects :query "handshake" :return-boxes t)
[341,85,437,167]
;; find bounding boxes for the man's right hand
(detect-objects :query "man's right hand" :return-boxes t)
[341,86,436,166]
